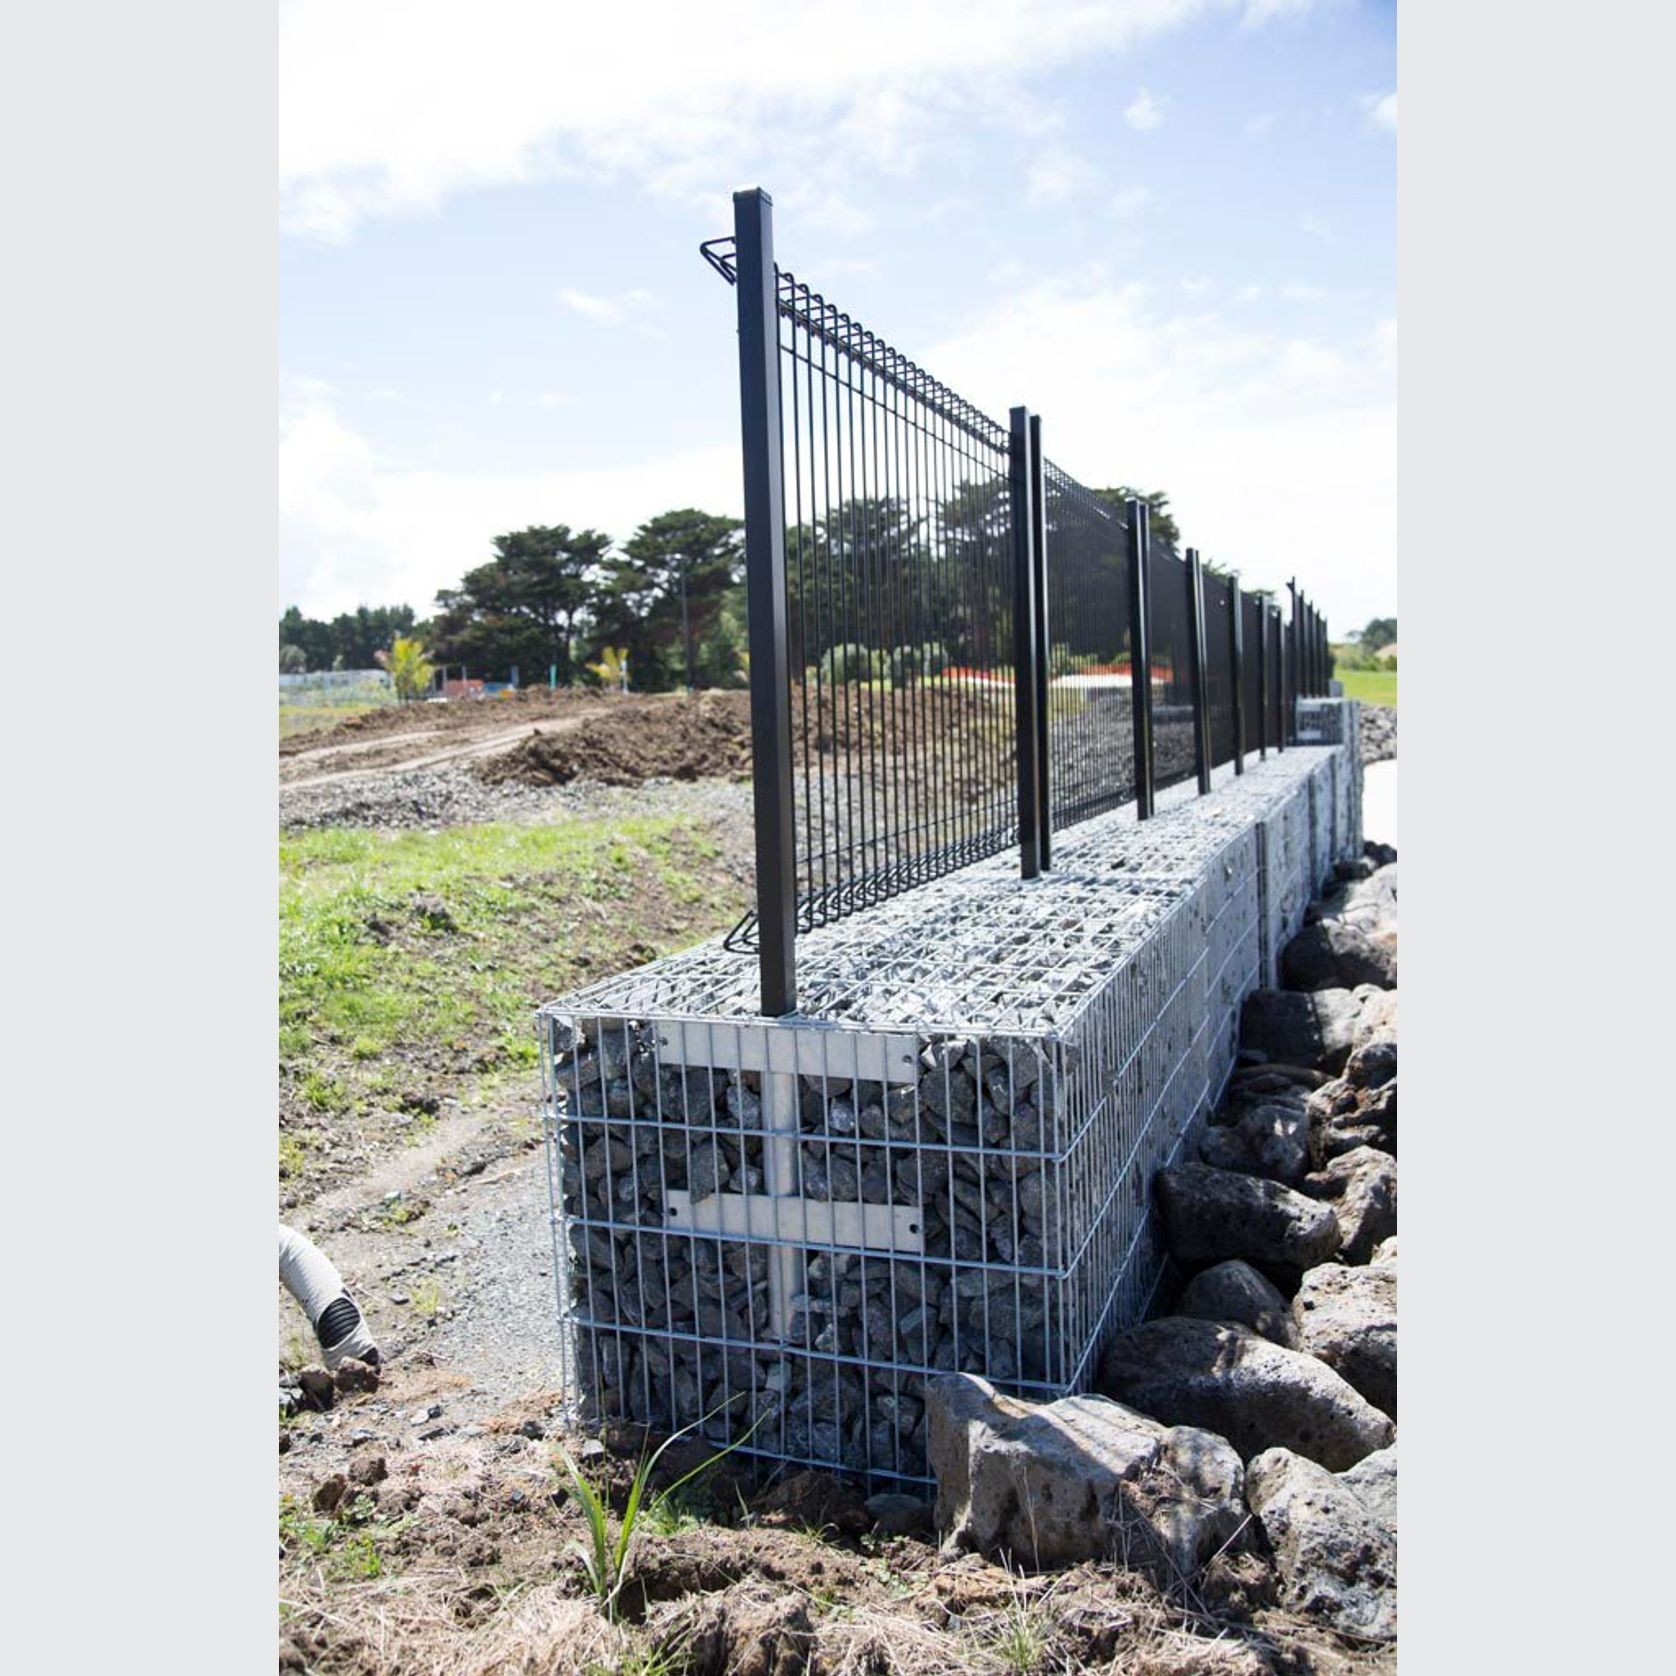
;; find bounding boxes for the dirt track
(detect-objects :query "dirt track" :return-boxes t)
[279,691,631,786]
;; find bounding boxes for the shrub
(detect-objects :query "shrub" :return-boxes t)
[816,643,878,685]
[889,641,948,686]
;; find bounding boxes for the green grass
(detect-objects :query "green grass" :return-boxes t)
[279,1494,409,1581]
[1335,667,1397,707]
[280,702,391,740]
[278,815,746,1180]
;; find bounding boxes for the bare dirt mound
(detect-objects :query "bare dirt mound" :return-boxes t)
[280,689,611,759]
[479,692,754,787]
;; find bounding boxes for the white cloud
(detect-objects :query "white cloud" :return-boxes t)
[1300,212,1332,242]
[1181,275,1217,296]
[1110,184,1151,218]
[534,392,570,408]
[922,276,1396,624]
[1279,282,1327,301]
[1363,91,1397,132]
[1244,112,1276,138]
[280,2,1251,239]
[1028,149,1103,203]
[1241,0,1320,23]
[279,384,739,616]
[557,287,661,327]
[1125,88,1168,132]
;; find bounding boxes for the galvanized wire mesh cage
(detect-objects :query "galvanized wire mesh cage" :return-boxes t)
[538,728,1361,1487]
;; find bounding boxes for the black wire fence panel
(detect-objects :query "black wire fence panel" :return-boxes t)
[1241,593,1266,753]
[751,264,1020,946]
[1041,463,1136,829]
[1202,570,1235,769]
[1147,543,1198,794]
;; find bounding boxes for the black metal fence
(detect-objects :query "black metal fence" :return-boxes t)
[709,189,1333,1015]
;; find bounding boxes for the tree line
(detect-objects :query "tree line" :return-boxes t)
[279,486,1184,694]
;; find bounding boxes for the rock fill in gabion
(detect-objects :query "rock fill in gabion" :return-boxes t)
[539,724,1361,1487]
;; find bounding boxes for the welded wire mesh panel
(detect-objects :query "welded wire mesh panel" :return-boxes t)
[1241,593,1265,755]
[1040,463,1135,828]
[1148,544,1197,793]
[1203,571,1235,768]
[720,252,1021,946]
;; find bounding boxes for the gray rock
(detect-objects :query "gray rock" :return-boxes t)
[1304,1147,1397,1264]
[1156,1163,1342,1276]
[1344,1036,1397,1091]
[1179,1260,1295,1347]
[687,1139,731,1201]
[1240,988,1366,1074]
[1199,1099,1310,1185]
[1339,1444,1397,1534]
[926,1373,1246,1582]
[1246,1447,1397,1641]
[1372,1236,1398,1265]
[1280,920,1396,993]
[1097,1317,1394,1470]
[1292,1262,1397,1420]
[1307,1058,1397,1167]
[1337,864,1397,938]
[865,1492,933,1537]
[1352,987,1397,1048]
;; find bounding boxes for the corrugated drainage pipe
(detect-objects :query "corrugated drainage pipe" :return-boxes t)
[279,1223,379,1369]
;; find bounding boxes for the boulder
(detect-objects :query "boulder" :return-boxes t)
[1292,1263,1397,1420]
[926,1373,1247,1581]
[1307,1049,1397,1167]
[1178,1260,1295,1347]
[1337,864,1397,937]
[1344,1036,1397,1091]
[1339,1444,1397,1535]
[864,1492,933,1538]
[1156,1163,1341,1277]
[1351,987,1397,1047]
[1372,1236,1398,1265]
[1246,1447,1397,1641]
[1240,989,1363,1074]
[1280,920,1396,993]
[1097,1317,1394,1471]
[1199,1098,1310,1185]
[1304,1147,1397,1264]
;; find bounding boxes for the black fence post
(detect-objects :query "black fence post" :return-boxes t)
[1125,497,1155,818]
[1255,595,1268,760]
[732,187,797,1017]
[1186,548,1212,795]
[1010,406,1043,878]
[1273,606,1285,753]
[1230,579,1246,775]
[1286,580,1300,726]
[1028,415,1051,868]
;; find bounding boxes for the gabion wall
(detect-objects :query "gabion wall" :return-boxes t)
[539,714,1361,1487]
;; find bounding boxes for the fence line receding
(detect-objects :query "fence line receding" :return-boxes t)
[708,188,1333,1015]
